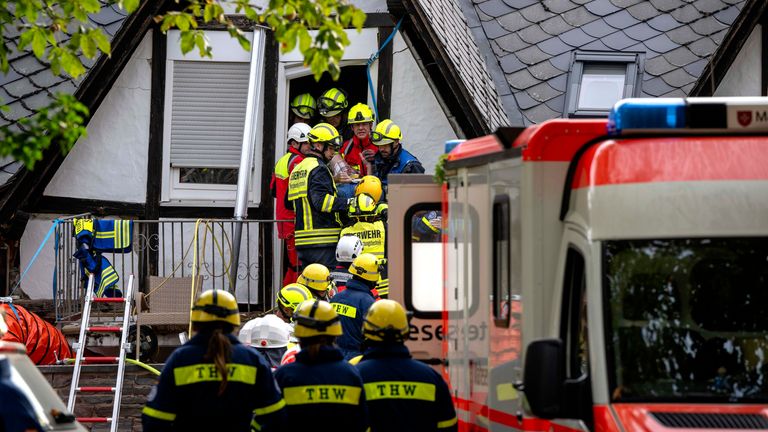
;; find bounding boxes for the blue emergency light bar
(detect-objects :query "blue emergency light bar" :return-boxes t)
[607,97,768,135]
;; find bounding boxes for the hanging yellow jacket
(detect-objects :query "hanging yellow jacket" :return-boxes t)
[287,155,349,249]
[341,220,389,296]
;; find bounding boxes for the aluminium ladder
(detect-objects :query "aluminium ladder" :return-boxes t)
[67,274,135,431]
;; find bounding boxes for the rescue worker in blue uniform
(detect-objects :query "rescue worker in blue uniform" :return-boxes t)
[142,289,286,432]
[287,123,351,271]
[330,253,381,360]
[274,300,368,431]
[372,119,425,187]
[357,300,458,431]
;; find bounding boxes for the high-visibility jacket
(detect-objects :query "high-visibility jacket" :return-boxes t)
[274,345,368,431]
[330,279,376,355]
[357,344,458,431]
[287,154,348,249]
[341,136,377,176]
[341,220,389,296]
[270,147,304,225]
[142,332,286,432]
[373,145,425,185]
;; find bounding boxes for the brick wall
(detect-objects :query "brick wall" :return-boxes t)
[39,363,162,432]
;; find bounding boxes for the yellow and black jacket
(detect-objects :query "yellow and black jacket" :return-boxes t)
[287,154,349,249]
[340,220,388,296]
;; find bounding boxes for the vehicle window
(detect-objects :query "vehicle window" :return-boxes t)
[492,195,511,327]
[407,207,443,314]
[561,248,588,379]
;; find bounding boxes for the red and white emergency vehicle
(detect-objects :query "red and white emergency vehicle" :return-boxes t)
[390,97,768,431]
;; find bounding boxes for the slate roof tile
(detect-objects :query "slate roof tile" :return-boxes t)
[688,37,716,57]
[0,69,22,88]
[540,15,574,35]
[529,60,563,80]
[549,52,573,72]
[626,2,659,21]
[647,14,682,32]
[547,73,569,91]
[516,45,549,65]
[602,31,637,50]
[721,0,743,4]
[645,55,678,76]
[522,102,561,123]
[513,90,539,109]
[518,24,551,44]
[23,90,54,111]
[558,27,595,47]
[507,68,540,89]
[571,0,591,4]
[690,15,728,36]
[483,18,510,38]
[495,32,528,53]
[660,68,697,88]
[710,28,729,44]
[666,25,702,44]
[683,58,708,76]
[478,0,514,18]
[477,8,495,21]
[608,0,643,7]
[562,6,600,27]
[581,19,616,37]
[661,88,686,97]
[584,0,622,17]
[581,39,611,51]
[5,100,33,119]
[670,4,701,24]
[692,0,727,14]
[663,46,699,67]
[490,39,507,57]
[502,0,539,7]
[642,76,676,96]
[519,2,555,23]
[27,71,67,90]
[9,55,47,76]
[649,0,685,12]
[623,22,661,41]
[603,10,641,30]
[500,53,527,73]
[497,11,531,32]
[542,0,580,14]
[539,37,573,56]
[714,4,741,25]
[544,93,566,113]
[643,33,678,53]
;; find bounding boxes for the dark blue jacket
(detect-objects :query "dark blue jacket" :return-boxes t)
[357,344,457,431]
[373,146,424,185]
[274,345,367,431]
[142,332,286,432]
[330,278,376,356]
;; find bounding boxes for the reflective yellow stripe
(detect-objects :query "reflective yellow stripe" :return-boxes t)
[348,355,363,365]
[173,363,257,386]
[295,237,340,246]
[321,194,335,212]
[295,228,341,236]
[283,385,361,405]
[251,419,263,431]
[438,416,458,428]
[142,406,176,421]
[364,381,436,401]
[331,303,357,318]
[496,382,518,401]
[73,218,94,235]
[302,197,312,230]
[275,153,293,179]
[422,216,440,233]
[253,398,286,416]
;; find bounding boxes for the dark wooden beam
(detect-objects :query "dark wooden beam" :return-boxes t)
[364,13,395,28]
[31,196,146,216]
[376,27,395,121]
[762,14,768,96]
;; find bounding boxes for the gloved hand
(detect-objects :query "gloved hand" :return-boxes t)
[375,202,388,222]
[362,149,376,162]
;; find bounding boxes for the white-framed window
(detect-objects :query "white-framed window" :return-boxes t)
[161,30,264,206]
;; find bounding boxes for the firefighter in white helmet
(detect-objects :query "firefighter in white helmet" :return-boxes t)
[238,314,291,369]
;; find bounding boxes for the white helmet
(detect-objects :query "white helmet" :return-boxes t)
[238,314,291,348]
[287,123,311,143]
[336,235,364,263]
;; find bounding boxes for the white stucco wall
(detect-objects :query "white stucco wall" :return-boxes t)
[391,33,458,174]
[45,31,152,202]
[715,25,762,97]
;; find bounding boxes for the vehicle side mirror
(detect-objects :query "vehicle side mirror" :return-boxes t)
[523,338,564,419]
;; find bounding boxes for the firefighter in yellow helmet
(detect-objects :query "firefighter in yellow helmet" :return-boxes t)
[340,103,378,177]
[372,119,425,187]
[274,300,368,431]
[330,253,382,360]
[143,290,286,431]
[317,88,350,135]
[356,300,457,431]
[297,263,335,300]
[290,93,316,125]
[287,123,353,271]
[342,193,389,297]
[276,283,314,322]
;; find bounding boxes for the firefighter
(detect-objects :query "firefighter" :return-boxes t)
[142,290,286,431]
[271,123,311,286]
[372,119,425,187]
[297,263,335,300]
[331,234,364,291]
[356,175,388,222]
[274,300,368,431]
[357,300,458,431]
[287,123,352,271]
[341,103,377,178]
[342,193,389,297]
[330,253,381,360]
[317,88,351,140]
[290,93,316,125]
[238,314,291,370]
[276,283,314,323]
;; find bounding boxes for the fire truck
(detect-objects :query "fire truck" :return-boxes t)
[389,97,768,431]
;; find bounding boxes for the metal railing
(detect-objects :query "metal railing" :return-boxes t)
[54,219,276,322]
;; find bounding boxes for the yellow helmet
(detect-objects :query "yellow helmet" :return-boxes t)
[190,289,240,326]
[372,119,402,146]
[349,253,382,282]
[298,263,333,292]
[308,123,342,149]
[293,300,343,338]
[354,175,382,203]
[347,103,375,124]
[276,283,314,313]
[349,193,377,218]
[291,93,316,119]
[363,299,410,342]
[318,88,348,117]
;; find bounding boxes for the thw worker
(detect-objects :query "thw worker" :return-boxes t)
[142,290,286,431]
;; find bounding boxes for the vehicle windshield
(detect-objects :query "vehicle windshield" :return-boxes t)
[604,238,768,402]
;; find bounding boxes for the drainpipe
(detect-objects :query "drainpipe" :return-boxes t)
[231,30,266,290]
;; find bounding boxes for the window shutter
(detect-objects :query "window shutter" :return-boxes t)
[169,61,250,168]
